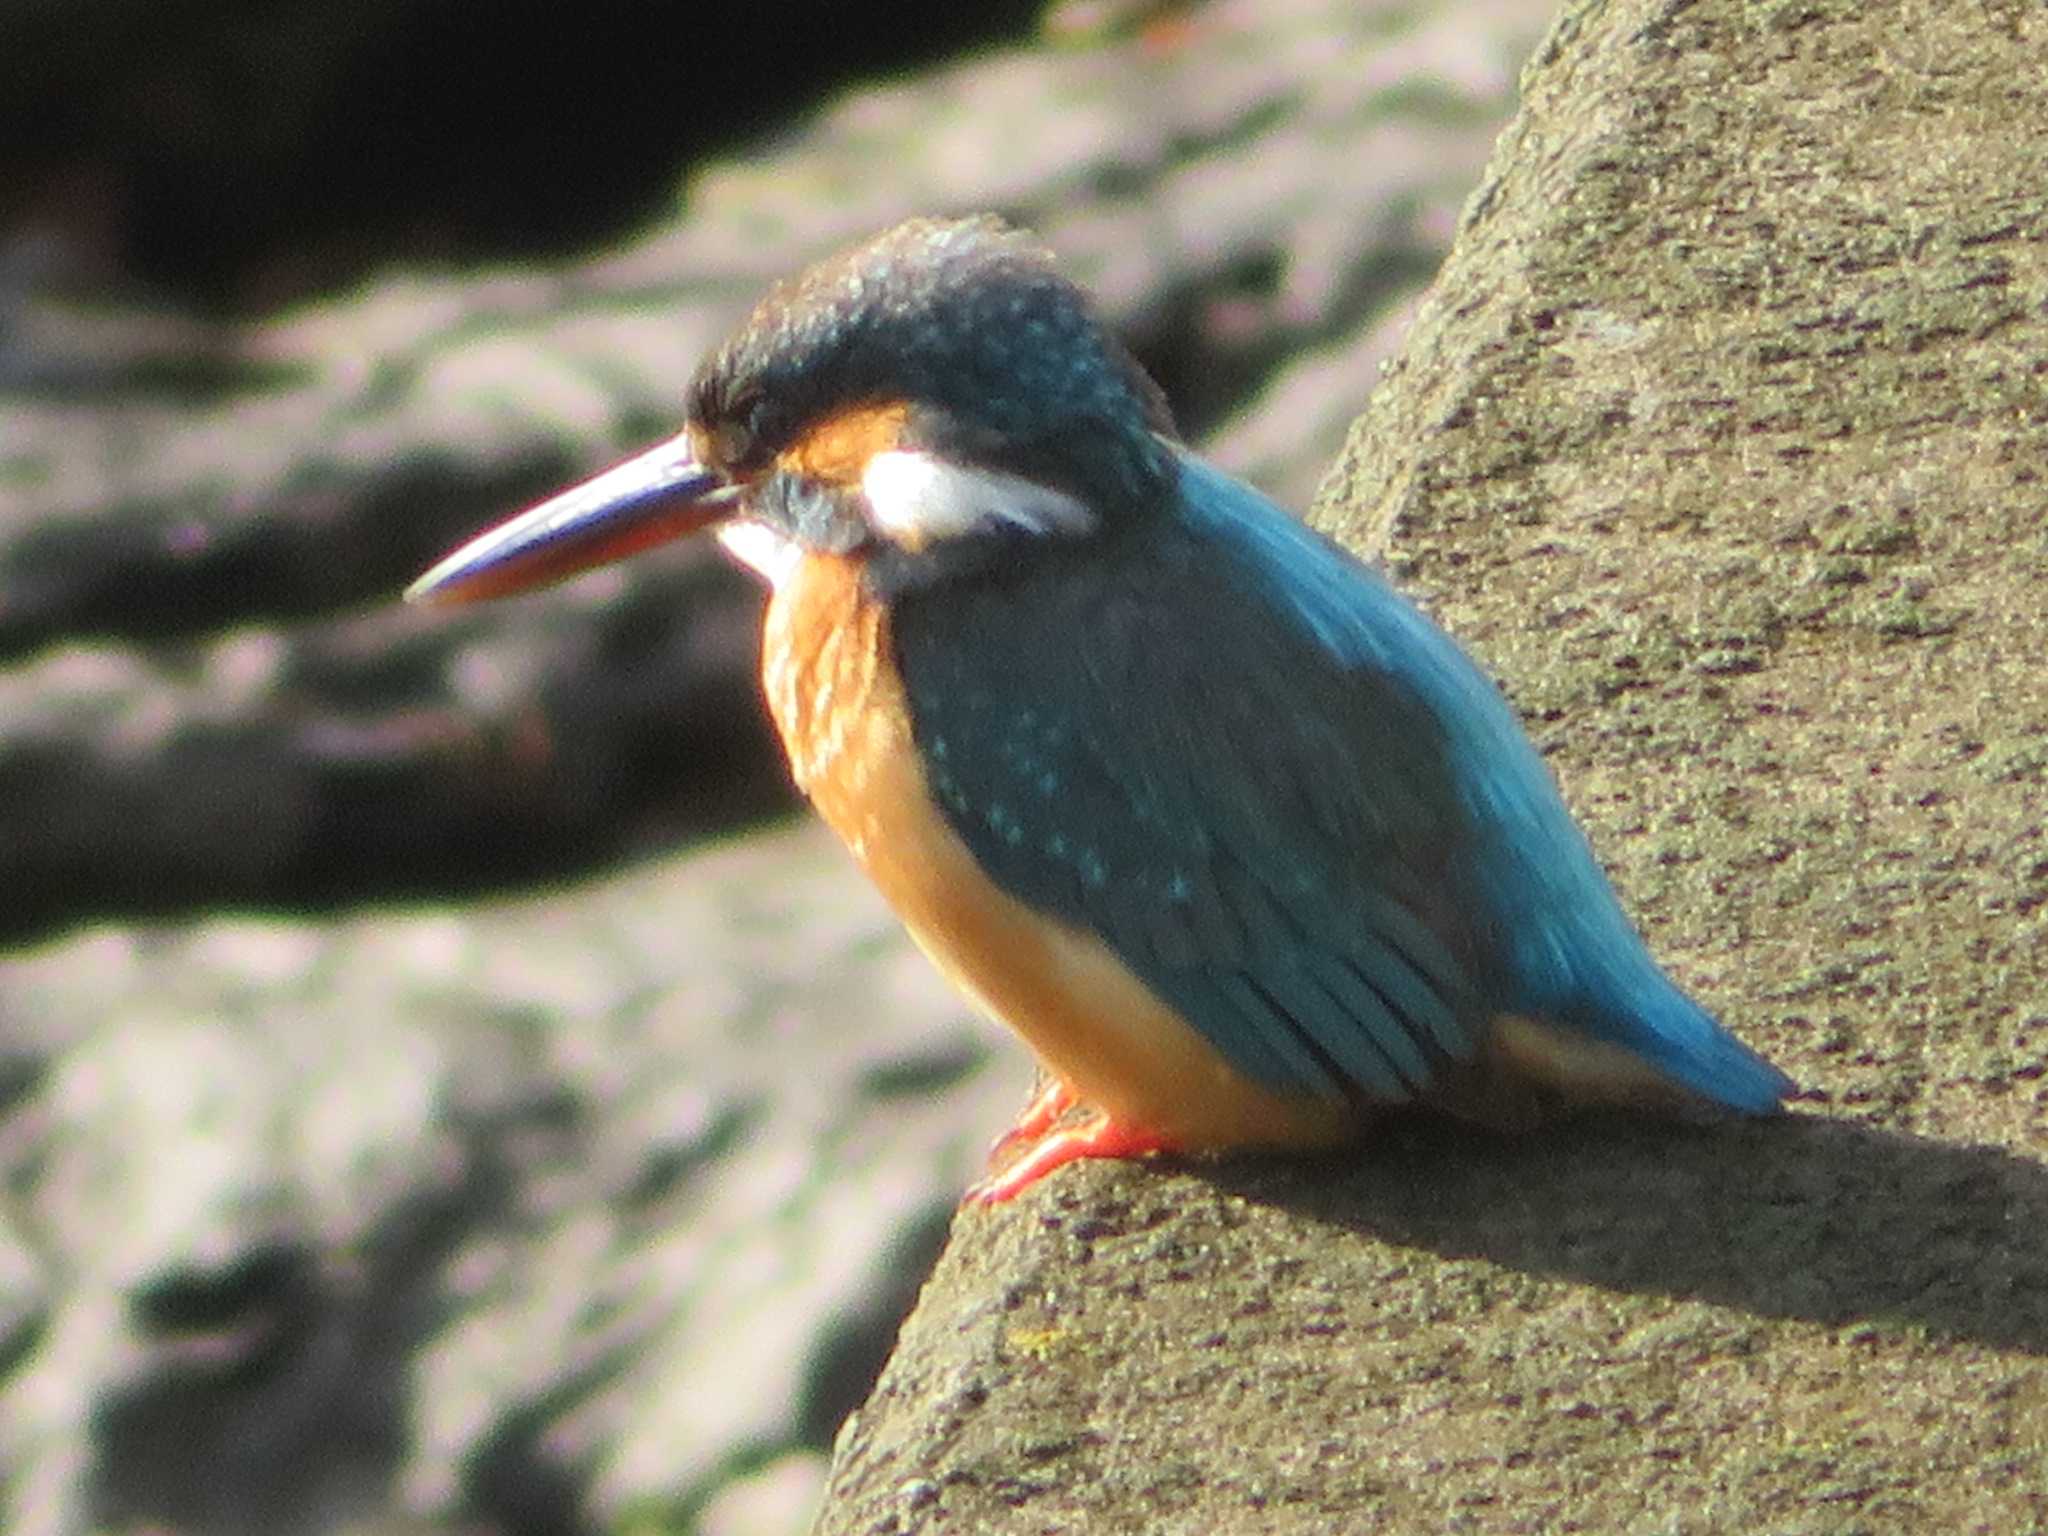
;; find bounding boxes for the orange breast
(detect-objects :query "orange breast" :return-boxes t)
[759,554,1350,1151]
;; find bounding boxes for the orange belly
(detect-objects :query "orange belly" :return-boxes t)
[759,553,1350,1151]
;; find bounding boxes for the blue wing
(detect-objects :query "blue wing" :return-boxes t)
[891,449,1791,1112]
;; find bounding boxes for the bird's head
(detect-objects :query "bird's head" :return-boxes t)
[407,216,1176,606]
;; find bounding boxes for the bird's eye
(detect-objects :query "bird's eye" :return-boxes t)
[741,393,774,441]
[716,389,776,470]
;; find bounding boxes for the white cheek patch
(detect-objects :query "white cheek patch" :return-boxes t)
[716,520,804,589]
[860,449,1096,550]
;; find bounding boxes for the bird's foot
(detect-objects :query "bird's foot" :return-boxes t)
[964,1113,1178,1205]
[985,1079,1079,1164]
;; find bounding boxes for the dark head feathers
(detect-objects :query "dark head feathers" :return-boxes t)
[688,216,1176,503]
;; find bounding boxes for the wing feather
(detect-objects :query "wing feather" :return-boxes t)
[892,485,1493,1105]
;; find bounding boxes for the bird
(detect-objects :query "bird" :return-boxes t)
[407,215,1794,1204]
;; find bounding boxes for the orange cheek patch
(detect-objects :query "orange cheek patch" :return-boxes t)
[781,400,911,485]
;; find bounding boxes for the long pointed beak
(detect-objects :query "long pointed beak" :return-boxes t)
[405,434,741,606]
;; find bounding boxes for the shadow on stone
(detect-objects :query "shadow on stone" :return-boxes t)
[1211,1109,2048,1358]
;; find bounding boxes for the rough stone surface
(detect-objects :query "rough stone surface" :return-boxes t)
[2,822,1018,1536]
[817,1,2048,1532]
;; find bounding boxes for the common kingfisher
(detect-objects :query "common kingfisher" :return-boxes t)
[408,216,1794,1203]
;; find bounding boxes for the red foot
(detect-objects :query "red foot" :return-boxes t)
[985,1079,1078,1164]
[964,1113,1179,1205]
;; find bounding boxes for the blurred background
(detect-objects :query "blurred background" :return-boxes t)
[0,2,1556,1532]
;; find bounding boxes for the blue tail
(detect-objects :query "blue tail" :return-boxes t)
[1555,946,1795,1112]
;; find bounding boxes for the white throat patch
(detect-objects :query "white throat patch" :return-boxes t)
[716,521,803,589]
[860,449,1095,550]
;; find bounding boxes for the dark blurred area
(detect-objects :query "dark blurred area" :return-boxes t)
[0,0,1044,309]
